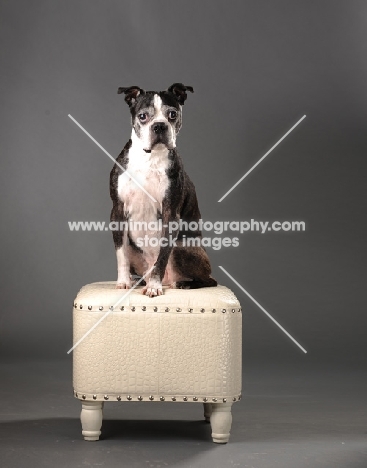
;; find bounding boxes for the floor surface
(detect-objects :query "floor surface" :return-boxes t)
[0,359,366,468]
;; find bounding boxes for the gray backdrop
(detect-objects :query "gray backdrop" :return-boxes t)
[0,0,366,365]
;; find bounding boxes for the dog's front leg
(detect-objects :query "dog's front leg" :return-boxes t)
[111,203,132,289]
[142,214,179,298]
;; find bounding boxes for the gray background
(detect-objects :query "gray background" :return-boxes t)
[0,0,366,363]
[1,2,367,467]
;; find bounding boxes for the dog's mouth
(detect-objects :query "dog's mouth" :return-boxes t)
[144,140,175,152]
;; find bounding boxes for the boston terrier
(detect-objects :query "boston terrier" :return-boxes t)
[110,83,217,297]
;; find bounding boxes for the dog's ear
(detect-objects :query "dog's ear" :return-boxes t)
[117,86,145,106]
[167,83,194,105]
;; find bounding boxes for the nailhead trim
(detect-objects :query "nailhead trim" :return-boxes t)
[74,391,242,402]
[75,304,242,313]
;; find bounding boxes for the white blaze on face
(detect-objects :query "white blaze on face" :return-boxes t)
[153,94,164,120]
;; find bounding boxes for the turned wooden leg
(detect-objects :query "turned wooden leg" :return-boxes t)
[203,402,212,422]
[80,401,103,441]
[210,402,233,444]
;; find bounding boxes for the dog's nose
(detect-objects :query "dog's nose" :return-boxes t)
[152,122,167,134]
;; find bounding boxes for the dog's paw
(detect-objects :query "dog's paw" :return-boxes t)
[142,286,163,297]
[116,281,132,289]
[171,281,191,290]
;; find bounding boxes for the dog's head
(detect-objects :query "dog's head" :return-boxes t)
[117,83,194,152]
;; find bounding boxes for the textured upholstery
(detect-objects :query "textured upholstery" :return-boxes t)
[73,282,242,403]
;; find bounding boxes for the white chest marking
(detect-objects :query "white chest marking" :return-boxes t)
[117,137,170,258]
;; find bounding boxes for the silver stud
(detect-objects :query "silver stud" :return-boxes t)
[212,309,216,313]
[127,395,132,401]
[188,308,193,313]
[109,306,114,311]
[88,305,92,310]
[171,396,176,401]
[120,306,124,311]
[142,306,146,311]
[99,306,103,311]
[176,308,181,312]
[222,309,226,313]
[193,396,198,401]
[131,306,135,311]
[117,396,121,401]
[160,396,165,401]
[203,397,208,402]
[104,395,109,400]
[165,307,169,312]
[153,306,158,312]
[233,397,236,402]
[238,308,241,312]
[93,395,97,400]
[223,398,227,403]
[75,393,78,398]
[239,394,242,400]
[200,308,205,313]
[212,398,217,402]
[80,305,83,309]
[232,309,236,313]
[74,303,77,308]
[183,396,188,401]
[149,395,154,401]
[82,394,86,400]
[137,395,143,401]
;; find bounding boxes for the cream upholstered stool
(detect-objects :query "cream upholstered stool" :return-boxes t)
[72,282,242,444]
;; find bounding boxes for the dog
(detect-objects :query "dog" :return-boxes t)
[110,83,217,297]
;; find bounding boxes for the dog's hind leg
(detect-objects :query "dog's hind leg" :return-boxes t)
[171,246,217,289]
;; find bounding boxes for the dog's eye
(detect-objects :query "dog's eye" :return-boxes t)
[138,113,147,122]
[168,110,177,120]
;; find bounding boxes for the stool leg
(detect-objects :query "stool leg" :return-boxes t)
[80,401,103,441]
[203,403,212,422]
[210,402,233,444]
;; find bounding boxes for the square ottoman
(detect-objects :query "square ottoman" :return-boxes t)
[72,282,242,443]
